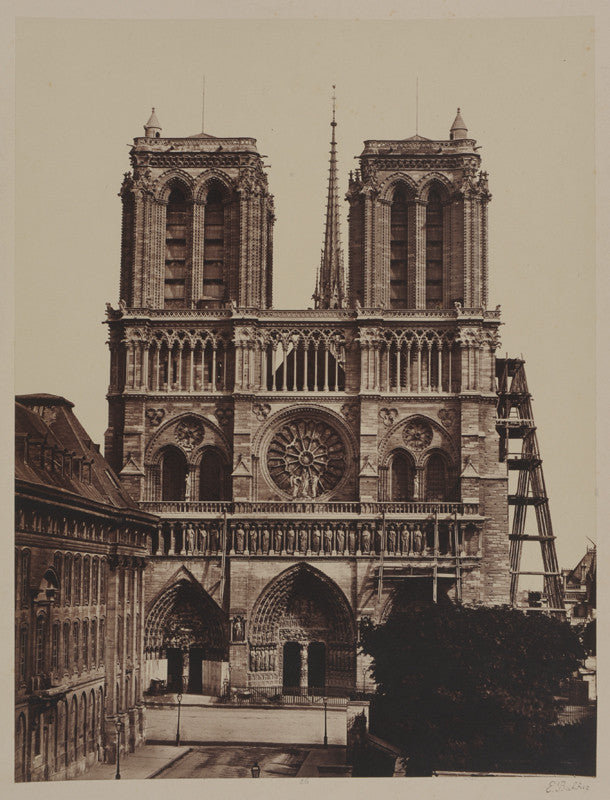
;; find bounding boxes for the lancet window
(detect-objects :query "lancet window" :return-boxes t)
[390,187,409,308]
[164,187,188,308]
[203,187,226,304]
[425,189,444,308]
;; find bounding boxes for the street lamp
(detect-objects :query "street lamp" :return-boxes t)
[175,692,183,746]
[250,762,261,778]
[323,697,328,748]
[114,718,123,780]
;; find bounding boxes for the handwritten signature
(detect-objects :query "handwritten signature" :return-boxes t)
[546,780,590,793]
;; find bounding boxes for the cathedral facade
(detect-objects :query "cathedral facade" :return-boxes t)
[104,107,508,699]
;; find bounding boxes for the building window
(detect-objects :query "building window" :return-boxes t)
[21,550,30,607]
[202,187,226,303]
[92,557,99,604]
[100,560,106,604]
[19,625,28,682]
[73,622,79,668]
[425,452,448,501]
[73,556,82,606]
[99,619,105,664]
[82,621,89,669]
[91,619,97,667]
[51,623,60,671]
[83,556,90,605]
[54,552,63,606]
[64,553,72,605]
[161,447,188,501]
[117,617,123,661]
[63,622,70,671]
[390,187,409,308]
[425,189,443,308]
[35,615,46,675]
[199,448,227,500]
[164,187,188,308]
[390,452,415,501]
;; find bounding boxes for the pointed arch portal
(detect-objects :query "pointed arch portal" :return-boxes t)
[145,578,227,695]
[249,564,356,693]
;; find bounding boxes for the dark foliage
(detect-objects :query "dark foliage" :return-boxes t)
[360,604,585,775]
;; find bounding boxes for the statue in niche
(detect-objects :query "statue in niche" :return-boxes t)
[299,528,308,553]
[388,527,397,554]
[274,527,283,553]
[375,528,383,554]
[249,528,258,553]
[199,524,208,554]
[232,616,245,642]
[401,525,410,555]
[348,527,356,554]
[184,471,192,500]
[412,525,424,555]
[261,527,270,554]
[210,527,219,553]
[287,526,296,553]
[311,525,321,553]
[186,524,196,554]
[236,525,245,553]
[324,525,333,553]
[336,526,346,554]
[361,525,371,554]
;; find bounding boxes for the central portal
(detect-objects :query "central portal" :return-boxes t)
[307,642,326,691]
[282,642,301,690]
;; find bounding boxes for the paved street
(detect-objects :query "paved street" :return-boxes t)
[146,704,347,746]
[157,745,310,778]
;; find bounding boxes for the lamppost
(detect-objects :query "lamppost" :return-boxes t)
[323,697,328,748]
[175,692,183,746]
[250,762,261,778]
[114,718,123,780]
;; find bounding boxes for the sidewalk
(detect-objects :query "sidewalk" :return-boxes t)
[75,745,192,780]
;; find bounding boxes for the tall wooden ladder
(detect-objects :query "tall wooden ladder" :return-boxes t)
[495,357,565,616]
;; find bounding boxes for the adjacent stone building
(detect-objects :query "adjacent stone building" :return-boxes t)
[103,107,509,699]
[15,394,157,781]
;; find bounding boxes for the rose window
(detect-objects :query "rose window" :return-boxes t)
[403,420,433,450]
[266,419,346,498]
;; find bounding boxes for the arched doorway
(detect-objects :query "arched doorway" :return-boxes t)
[145,577,227,695]
[250,564,356,695]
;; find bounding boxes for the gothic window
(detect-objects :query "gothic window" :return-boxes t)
[426,189,443,308]
[54,552,63,606]
[92,557,99,604]
[19,625,28,682]
[203,187,226,304]
[425,452,448,501]
[51,623,60,671]
[164,187,188,308]
[390,187,409,308]
[82,620,89,669]
[199,448,227,500]
[83,556,90,605]
[126,614,132,658]
[117,616,123,661]
[390,452,415,501]
[91,619,97,667]
[100,559,106,604]
[161,447,188,501]
[65,553,72,605]
[63,621,70,670]
[20,550,30,607]
[73,621,79,669]
[35,614,46,675]
[99,619,105,664]
[73,555,81,606]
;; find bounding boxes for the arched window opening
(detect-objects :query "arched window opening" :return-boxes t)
[63,621,70,671]
[83,556,90,605]
[82,621,89,669]
[73,555,81,606]
[199,449,227,500]
[35,615,47,675]
[426,189,443,309]
[91,619,97,668]
[64,553,72,605]
[390,187,409,308]
[202,187,226,306]
[19,625,28,682]
[92,557,99,604]
[161,447,188,501]
[51,622,60,671]
[391,452,415,501]
[164,187,188,308]
[73,621,80,669]
[426,452,449,501]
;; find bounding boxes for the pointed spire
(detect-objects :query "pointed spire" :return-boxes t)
[144,108,162,138]
[314,86,346,309]
[450,107,468,140]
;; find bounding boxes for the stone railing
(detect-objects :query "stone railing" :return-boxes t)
[140,500,479,517]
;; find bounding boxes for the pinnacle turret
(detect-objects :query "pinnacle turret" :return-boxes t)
[144,108,162,138]
[313,88,346,310]
[450,107,468,140]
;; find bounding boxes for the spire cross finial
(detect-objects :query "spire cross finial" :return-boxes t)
[331,85,337,127]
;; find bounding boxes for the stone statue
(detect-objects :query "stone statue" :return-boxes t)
[361,525,371,554]
[232,616,244,642]
[336,526,346,554]
[388,527,396,554]
[274,527,283,553]
[184,471,191,500]
[324,525,333,553]
[211,527,219,553]
[348,527,356,554]
[311,525,321,553]
[310,472,321,498]
[186,525,196,554]
[249,528,257,553]
[401,525,410,555]
[261,527,270,554]
[199,524,208,554]
[287,526,295,553]
[412,526,424,555]
[299,528,308,553]
[236,525,245,553]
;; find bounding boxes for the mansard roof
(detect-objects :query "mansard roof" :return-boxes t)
[15,394,139,511]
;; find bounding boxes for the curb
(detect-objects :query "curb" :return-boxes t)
[146,740,345,749]
[147,748,193,779]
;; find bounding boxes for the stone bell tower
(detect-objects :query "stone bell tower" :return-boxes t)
[118,108,274,311]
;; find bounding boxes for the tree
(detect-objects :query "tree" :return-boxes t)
[360,604,585,775]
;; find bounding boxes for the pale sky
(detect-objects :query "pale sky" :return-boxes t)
[14,15,595,574]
